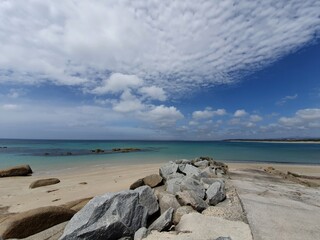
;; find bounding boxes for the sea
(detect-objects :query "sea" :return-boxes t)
[0,139,319,174]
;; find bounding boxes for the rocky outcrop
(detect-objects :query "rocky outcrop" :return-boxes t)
[60,187,158,240]
[0,165,32,177]
[0,206,75,239]
[29,178,60,189]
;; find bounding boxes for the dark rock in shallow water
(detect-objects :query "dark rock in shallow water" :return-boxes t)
[0,165,32,177]
[112,148,141,153]
[0,206,75,239]
[148,208,174,232]
[29,178,60,189]
[60,189,157,240]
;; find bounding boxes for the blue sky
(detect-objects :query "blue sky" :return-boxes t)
[0,0,320,140]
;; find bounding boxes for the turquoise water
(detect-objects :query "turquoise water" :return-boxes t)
[0,139,319,173]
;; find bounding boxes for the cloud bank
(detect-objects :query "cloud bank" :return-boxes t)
[0,0,319,96]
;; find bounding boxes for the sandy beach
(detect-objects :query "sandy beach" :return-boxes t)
[1,161,319,214]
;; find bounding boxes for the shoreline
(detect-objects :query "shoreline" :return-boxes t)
[1,161,319,214]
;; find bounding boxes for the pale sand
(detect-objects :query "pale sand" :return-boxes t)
[0,161,319,214]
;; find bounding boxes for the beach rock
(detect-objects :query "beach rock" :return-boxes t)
[200,167,217,179]
[158,192,181,214]
[0,206,75,239]
[60,191,149,240]
[143,174,163,188]
[29,178,60,189]
[173,206,196,225]
[176,191,208,212]
[166,173,185,181]
[166,177,206,199]
[200,178,223,189]
[60,198,92,212]
[174,159,191,165]
[130,178,145,190]
[215,237,232,240]
[206,181,226,206]
[0,165,32,177]
[193,160,209,169]
[153,185,166,199]
[180,177,206,199]
[159,162,178,181]
[134,227,148,240]
[180,165,201,178]
[166,177,184,195]
[134,186,159,216]
[148,208,174,232]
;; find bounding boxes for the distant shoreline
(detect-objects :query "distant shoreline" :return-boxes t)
[224,139,320,144]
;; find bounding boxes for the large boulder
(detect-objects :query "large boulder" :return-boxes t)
[180,165,201,178]
[199,167,217,179]
[134,227,148,240]
[143,174,163,188]
[0,206,75,239]
[29,178,60,189]
[148,208,174,232]
[159,162,178,181]
[200,178,223,189]
[206,181,226,206]
[60,190,153,240]
[130,178,144,190]
[193,160,209,169]
[158,192,181,214]
[166,177,205,199]
[176,191,208,212]
[135,186,159,216]
[0,165,32,177]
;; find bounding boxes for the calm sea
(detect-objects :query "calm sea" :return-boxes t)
[0,139,319,173]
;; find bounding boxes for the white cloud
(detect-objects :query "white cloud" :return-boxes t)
[112,90,144,113]
[234,109,247,117]
[250,115,263,122]
[141,105,183,127]
[0,1,319,96]
[279,108,320,128]
[276,94,298,106]
[139,86,167,101]
[91,73,143,94]
[1,104,19,110]
[192,108,226,119]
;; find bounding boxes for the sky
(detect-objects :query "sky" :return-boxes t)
[0,0,320,140]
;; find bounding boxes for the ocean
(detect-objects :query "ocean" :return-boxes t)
[0,139,319,173]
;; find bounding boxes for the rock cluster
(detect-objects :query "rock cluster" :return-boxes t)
[59,156,229,240]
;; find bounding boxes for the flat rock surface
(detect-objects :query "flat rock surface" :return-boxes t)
[145,212,252,240]
[231,168,320,240]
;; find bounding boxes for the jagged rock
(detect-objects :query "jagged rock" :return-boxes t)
[166,177,205,199]
[143,174,163,188]
[29,178,60,189]
[148,208,174,232]
[159,162,178,181]
[200,178,223,189]
[135,186,159,216]
[0,165,33,177]
[193,160,209,169]
[134,227,148,240]
[0,206,75,239]
[180,165,201,178]
[206,181,226,206]
[176,191,208,212]
[60,191,150,240]
[173,206,196,225]
[166,173,185,181]
[200,167,217,179]
[158,192,181,214]
[174,159,191,165]
[153,185,166,199]
[130,178,145,190]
